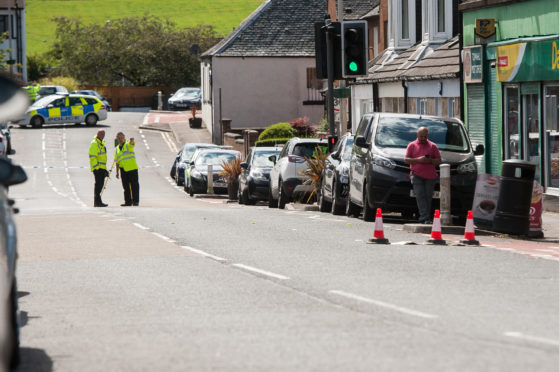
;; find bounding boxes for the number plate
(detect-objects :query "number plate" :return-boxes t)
[410,190,440,199]
[213,182,227,188]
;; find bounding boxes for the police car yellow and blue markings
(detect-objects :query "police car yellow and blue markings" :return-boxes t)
[28,97,103,123]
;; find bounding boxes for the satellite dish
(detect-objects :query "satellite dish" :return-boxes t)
[0,75,29,122]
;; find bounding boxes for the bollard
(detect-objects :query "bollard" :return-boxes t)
[207,164,214,194]
[157,91,163,111]
[439,163,451,226]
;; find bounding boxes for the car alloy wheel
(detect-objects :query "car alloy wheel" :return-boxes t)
[362,184,375,222]
[31,116,43,128]
[85,114,98,126]
[331,180,345,215]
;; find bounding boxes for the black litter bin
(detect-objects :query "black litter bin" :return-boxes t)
[493,160,536,235]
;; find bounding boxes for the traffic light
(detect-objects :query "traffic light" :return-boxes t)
[341,20,368,78]
[327,135,338,153]
[314,22,342,80]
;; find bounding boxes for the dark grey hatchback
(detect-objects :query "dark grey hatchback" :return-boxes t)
[347,113,484,221]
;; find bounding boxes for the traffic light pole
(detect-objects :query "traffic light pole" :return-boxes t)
[326,19,336,136]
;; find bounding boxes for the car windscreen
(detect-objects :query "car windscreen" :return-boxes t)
[38,87,58,95]
[253,151,280,167]
[30,95,57,108]
[195,153,237,167]
[374,118,470,152]
[174,89,200,98]
[343,138,354,161]
[293,143,328,158]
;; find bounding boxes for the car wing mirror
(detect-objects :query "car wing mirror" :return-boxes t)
[240,162,248,169]
[0,158,27,186]
[474,143,485,156]
[268,155,277,164]
[354,136,370,149]
[331,151,341,160]
[190,161,195,166]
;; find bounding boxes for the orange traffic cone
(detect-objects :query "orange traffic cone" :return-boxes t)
[427,209,446,245]
[460,210,480,245]
[368,208,390,244]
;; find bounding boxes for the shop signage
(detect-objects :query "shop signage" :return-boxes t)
[496,39,559,82]
[475,19,496,38]
[463,46,483,83]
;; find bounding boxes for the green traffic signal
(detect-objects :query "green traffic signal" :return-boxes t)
[349,61,358,72]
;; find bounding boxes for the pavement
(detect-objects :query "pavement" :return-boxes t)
[144,110,559,244]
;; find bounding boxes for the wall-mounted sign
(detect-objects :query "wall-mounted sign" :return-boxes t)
[496,39,559,82]
[463,46,483,83]
[475,19,496,39]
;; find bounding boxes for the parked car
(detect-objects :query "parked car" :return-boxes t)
[70,90,112,111]
[238,146,282,205]
[0,157,28,370]
[168,87,201,111]
[268,137,328,209]
[188,149,242,196]
[171,143,219,186]
[347,113,484,221]
[318,133,354,215]
[35,85,68,100]
[15,93,108,128]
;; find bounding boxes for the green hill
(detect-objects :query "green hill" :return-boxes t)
[26,0,265,55]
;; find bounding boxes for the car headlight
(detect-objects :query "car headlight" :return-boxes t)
[457,161,477,174]
[340,166,349,176]
[372,155,396,169]
[250,170,266,181]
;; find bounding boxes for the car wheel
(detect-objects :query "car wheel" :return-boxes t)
[85,114,98,126]
[278,180,287,209]
[362,184,375,222]
[268,184,278,208]
[243,188,255,205]
[31,115,43,128]
[189,185,194,197]
[346,196,360,218]
[238,187,244,204]
[9,282,20,369]
[331,180,346,215]
[318,184,331,213]
[176,172,183,186]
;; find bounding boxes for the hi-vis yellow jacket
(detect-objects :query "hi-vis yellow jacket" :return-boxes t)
[89,137,107,171]
[115,142,138,172]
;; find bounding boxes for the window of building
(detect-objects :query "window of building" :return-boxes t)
[417,98,427,115]
[304,67,323,105]
[448,97,455,118]
[437,0,445,33]
[545,85,559,188]
[401,1,409,40]
[0,14,16,38]
[504,86,520,159]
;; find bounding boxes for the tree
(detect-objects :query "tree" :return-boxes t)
[50,16,218,87]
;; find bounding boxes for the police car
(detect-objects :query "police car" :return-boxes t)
[16,93,108,128]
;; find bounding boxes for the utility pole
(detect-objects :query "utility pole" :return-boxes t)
[337,0,346,135]
[8,0,14,77]
[326,17,336,136]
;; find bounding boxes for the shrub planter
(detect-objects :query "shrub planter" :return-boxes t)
[227,181,239,200]
[189,117,202,128]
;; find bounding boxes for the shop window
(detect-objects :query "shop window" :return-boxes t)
[448,97,455,118]
[545,86,559,188]
[504,86,520,159]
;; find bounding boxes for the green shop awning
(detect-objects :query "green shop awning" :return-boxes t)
[488,35,559,82]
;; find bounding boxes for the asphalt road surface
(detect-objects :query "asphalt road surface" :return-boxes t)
[8,113,559,371]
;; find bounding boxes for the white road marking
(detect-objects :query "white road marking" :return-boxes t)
[152,232,175,243]
[108,219,125,222]
[232,264,290,280]
[161,132,178,153]
[329,290,439,319]
[154,116,160,123]
[133,223,149,230]
[180,246,226,262]
[504,332,559,347]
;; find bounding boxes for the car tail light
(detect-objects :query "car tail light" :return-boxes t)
[288,155,305,163]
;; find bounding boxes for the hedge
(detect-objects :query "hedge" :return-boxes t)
[255,138,291,147]
[258,122,296,141]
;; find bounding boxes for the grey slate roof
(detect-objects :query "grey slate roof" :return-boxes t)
[337,0,380,20]
[364,36,460,82]
[202,0,328,58]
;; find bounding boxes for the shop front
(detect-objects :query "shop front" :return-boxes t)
[492,36,559,197]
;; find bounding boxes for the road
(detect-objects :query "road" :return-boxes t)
[8,112,559,371]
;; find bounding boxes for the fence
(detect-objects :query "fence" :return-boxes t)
[80,86,174,111]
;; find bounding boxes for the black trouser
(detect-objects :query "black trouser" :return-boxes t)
[120,168,139,205]
[93,169,107,204]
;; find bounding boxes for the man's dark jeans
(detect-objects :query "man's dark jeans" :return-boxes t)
[411,173,436,222]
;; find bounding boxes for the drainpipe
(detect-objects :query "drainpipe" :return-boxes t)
[401,80,408,113]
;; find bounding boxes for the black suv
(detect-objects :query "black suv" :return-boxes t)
[347,113,484,221]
